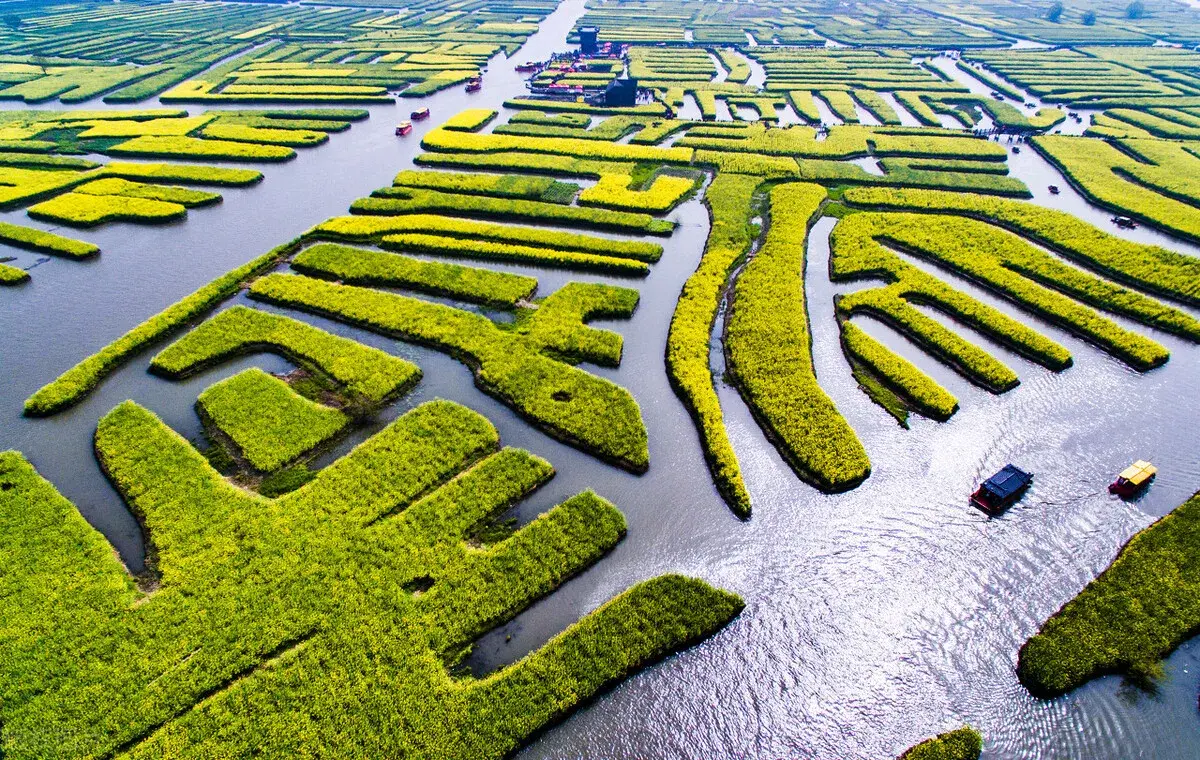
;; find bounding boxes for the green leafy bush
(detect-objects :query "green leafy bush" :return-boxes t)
[198,368,350,472]
[899,727,983,760]
[1019,489,1200,696]
[727,183,870,491]
[151,304,419,403]
[293,242,538,308]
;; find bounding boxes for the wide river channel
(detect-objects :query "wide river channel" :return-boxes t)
[1,2,1199,757]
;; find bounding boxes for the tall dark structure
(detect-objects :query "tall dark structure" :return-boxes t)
[579,25,598,55]
[604,77,637,107]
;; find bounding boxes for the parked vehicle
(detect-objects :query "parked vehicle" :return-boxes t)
[394,121,412,136]
[410,107,430,121]
[1109,460,1156,498]
[971,464,1033,515]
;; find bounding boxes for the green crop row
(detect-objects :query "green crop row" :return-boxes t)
[442,108,498,131]
[853,89,902,125]
[578,173,696,213]
[381,232,650,276]
[392,169,576,203]
[416,149,636,182]
[679,123,1006,161]
[249,273,650,472]
[201,123,330,147]
[150,304,420,403]
[23,239,297,416]
[353,186,675,236]
[726,182,871,492]
[27,192,188,227]
[841,321,958,422]
[0,398,741,756]
[106,135,296,162]
[666,173,761,515]
[504,98,669,116]
[314,213,663,262]
[716,49,751,84]
[846,212,1179,371]
[1018,489,1200,697]
[842,187,1200,307]
[832,215,1079,391]
[519,282,639,367]
[1033,135,1200,244]
[293,242,536,308]
[0,260,28,284]
[198,367,350,472]
[510,111,591,128]
[0,221,98,258]
[899,727,983,760]
[422,124,693,164]
[693,150,801,178]
[76,178,221,207]
[99,161,263,186]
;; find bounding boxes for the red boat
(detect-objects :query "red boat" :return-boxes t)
[394,121,412,136]
[1109,460,1156,498]
[466,77,482,92]
[410,107,430,121]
